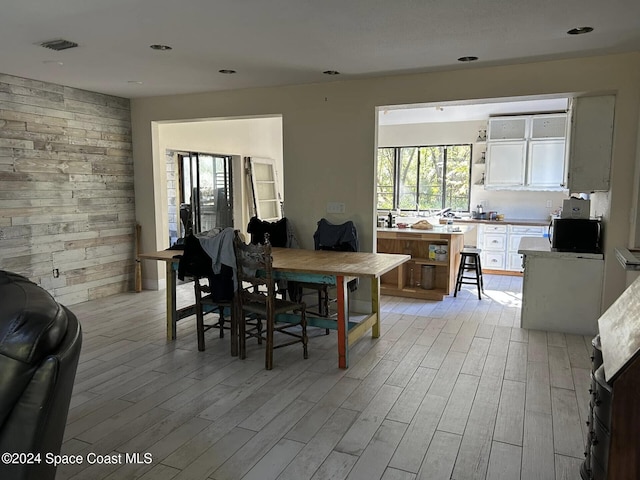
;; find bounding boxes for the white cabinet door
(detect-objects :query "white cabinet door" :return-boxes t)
[530,114,567,139]
[568,95,615,192]
[488,117,528,140]
[508,252,524,271]
[485,141,526,187]
[527,140,566,188]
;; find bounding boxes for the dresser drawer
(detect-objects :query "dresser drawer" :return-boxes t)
[483,233,506,251]
[482,224,507,234]
[482,251,506,270]
[509,225,546,235]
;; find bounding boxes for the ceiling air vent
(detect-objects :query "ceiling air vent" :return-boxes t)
[40,39,78,51]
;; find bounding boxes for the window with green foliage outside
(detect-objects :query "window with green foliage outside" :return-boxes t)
[377,144,472,212]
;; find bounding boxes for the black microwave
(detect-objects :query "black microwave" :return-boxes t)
[551,218,602,253]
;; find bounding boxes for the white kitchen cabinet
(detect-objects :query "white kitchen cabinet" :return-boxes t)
[520,254,603,335]
[507,225,547,271]
[568,95,615,192]
[530,114,567,138]
[477,223,546,273]
[477,224,507,271]
[485,114,568,190]
[527,140,566,188]
[485,141,526,186]
[487,117,527,140]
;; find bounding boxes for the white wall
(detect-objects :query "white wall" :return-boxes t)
[378,120,567,220]
[143,117,283,288]
[132,52,640,310]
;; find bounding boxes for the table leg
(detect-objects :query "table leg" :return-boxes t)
[166,262,177,341]
[371,277,381,338]
[337,275,349,368]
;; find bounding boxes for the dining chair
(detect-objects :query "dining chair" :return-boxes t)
[295,218,359,319]
[177,231,235,352]
[193,273,233,351]
[232,230,308,370]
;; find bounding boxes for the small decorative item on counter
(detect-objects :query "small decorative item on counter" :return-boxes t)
[477,204,483,214]
[387,211,394,228]
[411,220,434,230]
[496,214,505,221]
[397,222,408,229]
[429,244,448,260]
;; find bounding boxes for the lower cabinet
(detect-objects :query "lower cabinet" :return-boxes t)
[520,253,603,335]
[506,225,547,272]
[477,224,507,271]
[477,223,546,273]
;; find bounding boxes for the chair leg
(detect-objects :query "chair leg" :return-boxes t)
[265,315,274,370]
[477,256,485,292]
[196,309,205,352]
[218,307,225,338]
[238,307,247,360]
[474,259,482,300]
[301,308,308,359]
[454,257,464,297]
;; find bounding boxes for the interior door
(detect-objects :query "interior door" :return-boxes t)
[246,157,282,221]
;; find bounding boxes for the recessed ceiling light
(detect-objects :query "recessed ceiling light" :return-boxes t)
[567,26,594,35]
[150,44,172,51]
[323,70,340,75]
[218,69,237,74]
[458,56,479,62]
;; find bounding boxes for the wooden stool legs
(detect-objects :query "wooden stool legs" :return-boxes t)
[454,250,484,300]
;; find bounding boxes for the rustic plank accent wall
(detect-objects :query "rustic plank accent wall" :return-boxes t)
[0,73,135,306]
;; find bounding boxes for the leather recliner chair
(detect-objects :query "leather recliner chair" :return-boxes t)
[0,271,82,480]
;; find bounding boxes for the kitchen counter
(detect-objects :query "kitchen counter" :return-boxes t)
[518,236,604,259]
[376,227,467,301]
[377,225,470,235]
[518,236,604,335]
[448,217,550,226]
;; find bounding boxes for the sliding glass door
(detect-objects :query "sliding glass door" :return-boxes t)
[178,153,233,237]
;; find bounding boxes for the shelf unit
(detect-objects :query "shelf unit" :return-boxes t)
[473,138,486,186]
[377,229,464,301]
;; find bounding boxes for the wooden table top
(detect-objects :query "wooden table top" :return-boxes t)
[271,247,409,278]
[140,247,409,278]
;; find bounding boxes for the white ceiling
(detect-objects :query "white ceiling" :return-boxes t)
[1,0,639,99]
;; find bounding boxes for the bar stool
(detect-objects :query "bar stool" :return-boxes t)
[454,247,484,300]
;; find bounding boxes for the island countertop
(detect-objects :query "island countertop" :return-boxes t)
[518,236,604,259]
[377,225,473,235]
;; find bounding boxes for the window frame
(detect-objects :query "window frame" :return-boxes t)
[377,143,472,212]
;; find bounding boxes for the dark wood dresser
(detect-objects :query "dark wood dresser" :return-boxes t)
[582,276,640,479]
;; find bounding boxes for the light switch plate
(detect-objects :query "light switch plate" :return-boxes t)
[326,202,345,214]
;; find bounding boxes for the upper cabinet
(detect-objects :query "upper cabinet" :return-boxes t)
[485,113,568,190]
[568,95,615,193]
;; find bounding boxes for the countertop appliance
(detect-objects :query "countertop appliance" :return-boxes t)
[561,198,590,219]
[551,218,601,253]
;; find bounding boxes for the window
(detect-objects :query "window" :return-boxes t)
[377,144,472,212]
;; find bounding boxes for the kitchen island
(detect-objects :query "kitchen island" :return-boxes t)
[377,226,471,300]
[518,236,604,335]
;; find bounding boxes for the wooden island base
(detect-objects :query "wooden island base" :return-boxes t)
[377,228,466,301]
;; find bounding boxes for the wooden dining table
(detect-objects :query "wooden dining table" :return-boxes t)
[139,247,409,368]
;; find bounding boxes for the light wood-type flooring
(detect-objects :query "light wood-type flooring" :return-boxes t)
[57,274,591,480]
